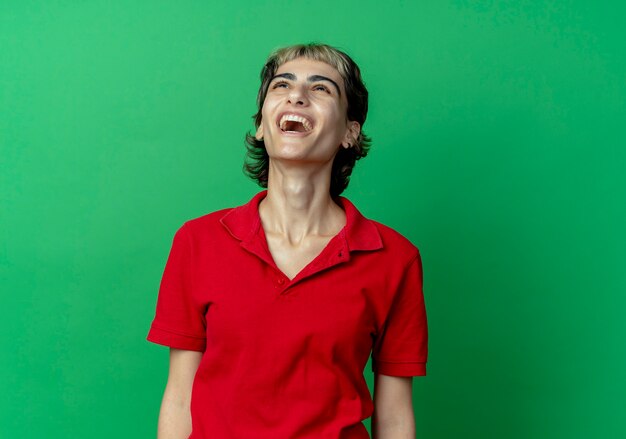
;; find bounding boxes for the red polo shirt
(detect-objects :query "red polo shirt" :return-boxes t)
[147,190,428,438]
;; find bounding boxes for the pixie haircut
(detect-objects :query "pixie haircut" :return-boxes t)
[244,43,371,197]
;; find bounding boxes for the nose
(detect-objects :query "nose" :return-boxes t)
[287,84,308,106]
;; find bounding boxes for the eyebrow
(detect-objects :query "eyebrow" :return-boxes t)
[270,72,342,97]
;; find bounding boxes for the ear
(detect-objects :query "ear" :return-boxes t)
[255,123,264,141]
[341,121,361,149]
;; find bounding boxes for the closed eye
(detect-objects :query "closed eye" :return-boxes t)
[271,80,289,89]
[313,84,330,93]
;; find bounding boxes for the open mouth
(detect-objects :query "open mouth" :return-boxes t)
[279,114,313,133]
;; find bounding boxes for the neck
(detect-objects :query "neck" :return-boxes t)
[259,159,345,244]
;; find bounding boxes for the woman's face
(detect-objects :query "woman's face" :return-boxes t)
[255,57,360,165]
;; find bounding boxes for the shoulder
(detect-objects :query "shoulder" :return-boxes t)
[370,219,421,264]
[176,191,265,240]
[174,207,235,239]
[185,207,233,228]
[342,196,421,265]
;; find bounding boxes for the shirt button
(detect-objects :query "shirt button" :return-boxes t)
[277,278,285,285]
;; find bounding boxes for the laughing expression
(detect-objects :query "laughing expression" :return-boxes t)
[255,58,360,164]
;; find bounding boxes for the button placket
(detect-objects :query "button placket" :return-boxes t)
[276,277,291,296]
[273,268,290,296]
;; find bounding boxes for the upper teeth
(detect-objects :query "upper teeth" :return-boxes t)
[279,114,312,131]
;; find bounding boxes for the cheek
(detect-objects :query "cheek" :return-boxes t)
[260,107,274,131]
[261,96,280,120]
[327,109,348,133]
[313,101,344,125]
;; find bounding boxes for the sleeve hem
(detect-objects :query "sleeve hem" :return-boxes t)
[146,325,206,352]
[372,359,426,377]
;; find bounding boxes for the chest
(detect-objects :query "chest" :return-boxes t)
[264,232,336,280]
[192,239,392,367]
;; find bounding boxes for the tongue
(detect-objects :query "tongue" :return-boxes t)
[284,120,306,132]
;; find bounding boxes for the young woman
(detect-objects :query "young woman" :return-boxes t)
[147,43,428,439]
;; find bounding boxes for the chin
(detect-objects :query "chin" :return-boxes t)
[266,140,337,164]
[270,151,310,162]
[268,141,307,156]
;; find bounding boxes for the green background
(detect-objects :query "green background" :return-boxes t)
[1,1,624,437]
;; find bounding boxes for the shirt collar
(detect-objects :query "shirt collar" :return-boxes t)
[219,190,383,252]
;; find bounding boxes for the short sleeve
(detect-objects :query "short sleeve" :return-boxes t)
[371,252,428,376]
[147,224,207,351]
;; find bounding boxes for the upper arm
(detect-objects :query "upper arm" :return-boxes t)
[147,224,207,352]
[163,348,202,403]
[372,373,415,437]
[157,349,202,438]
[371,253,428,377]
[373,373,413,412]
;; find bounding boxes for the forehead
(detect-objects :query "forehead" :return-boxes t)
[274,58,344,89]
